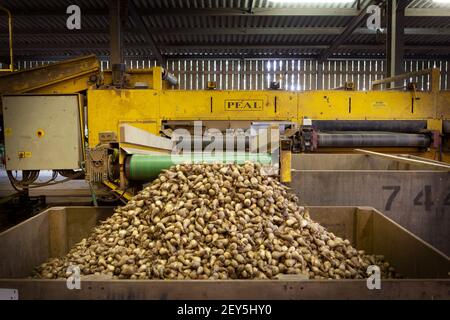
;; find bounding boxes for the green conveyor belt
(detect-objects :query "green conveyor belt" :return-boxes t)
[125,152,273,181]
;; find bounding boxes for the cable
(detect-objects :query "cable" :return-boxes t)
[26,172,83,188]
[98,187,128,204]
[30,170,58,185]
[58,170,83,178]
[6,170,84,191]
[6,171,22,192]
[6,170,39,190]
[88,181,98,207]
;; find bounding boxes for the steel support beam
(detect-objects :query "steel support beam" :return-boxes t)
[405,8,450,17]
[0,7,356,17]
[386,0,410,87]
[2,44,450,53]
[7,7,450,17]
[7,53,449,62]
[128,0,165,65]
[109,0,123,65]
[404,28,450,35]
[247,0,255,14]
[2,27,450,37]
[318,0,378,62]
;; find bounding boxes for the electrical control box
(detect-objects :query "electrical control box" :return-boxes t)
[2,94,83,170]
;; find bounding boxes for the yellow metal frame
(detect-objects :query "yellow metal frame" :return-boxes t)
[101,66,171,90]
[102,180,132,201]
[280,149,292,183]
[87,88,450,146]
[77,93,86,163]
[0,55,100,94]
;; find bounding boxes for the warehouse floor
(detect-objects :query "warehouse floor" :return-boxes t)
[0,169,95,202]
[0,169,111,232]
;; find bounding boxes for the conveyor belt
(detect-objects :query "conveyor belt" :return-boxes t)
[125,153,272,181]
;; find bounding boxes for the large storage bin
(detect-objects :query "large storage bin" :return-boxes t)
[0,206,448,299]
[291,154,450,255]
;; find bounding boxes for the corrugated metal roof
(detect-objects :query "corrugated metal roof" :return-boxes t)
[409,0,450,8]
[0,0,449,60]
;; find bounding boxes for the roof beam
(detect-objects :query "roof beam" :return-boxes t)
[8,7,359,17]
[318,0,378,61]
[2,43,450,52]
[6,52,448,62]
[161,44,450,52]
[7,7,450,17]
[404,28,450,35]
[158,44,450,52]
[127,0,164,65]
[405,8,450,17]
[4,27,450,37]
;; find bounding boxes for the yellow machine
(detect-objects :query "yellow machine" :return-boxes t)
[1,55,449,199]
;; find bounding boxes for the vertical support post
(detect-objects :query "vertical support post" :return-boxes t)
[317,61,323,90]
[386,0,406,88]
[109,0,122,66]
[280,139,292,184]
[109,0,125,86]
[240,58,245,90]
[118,124,128,190]
[431,68,440,94]
[0,6,14,72]
[430,68,441,135]
[152,66,163,90]
[119,151,127,190]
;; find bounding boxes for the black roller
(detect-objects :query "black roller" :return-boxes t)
[312,120,427,133]
[317,132,431,148]
[444,120,450,134]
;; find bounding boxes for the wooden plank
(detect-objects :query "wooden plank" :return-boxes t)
[354,149,450,171]
[291,153,432,171]
[372,68,434,89]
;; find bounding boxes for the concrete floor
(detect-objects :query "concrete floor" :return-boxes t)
[0,169,107,203]
[0,170,96,203]
[0,169,112,231]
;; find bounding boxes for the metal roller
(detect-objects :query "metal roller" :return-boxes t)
[312,120,427,133]
[443,120,450,134]
[317,132,431,148]
[124,152,273,181]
